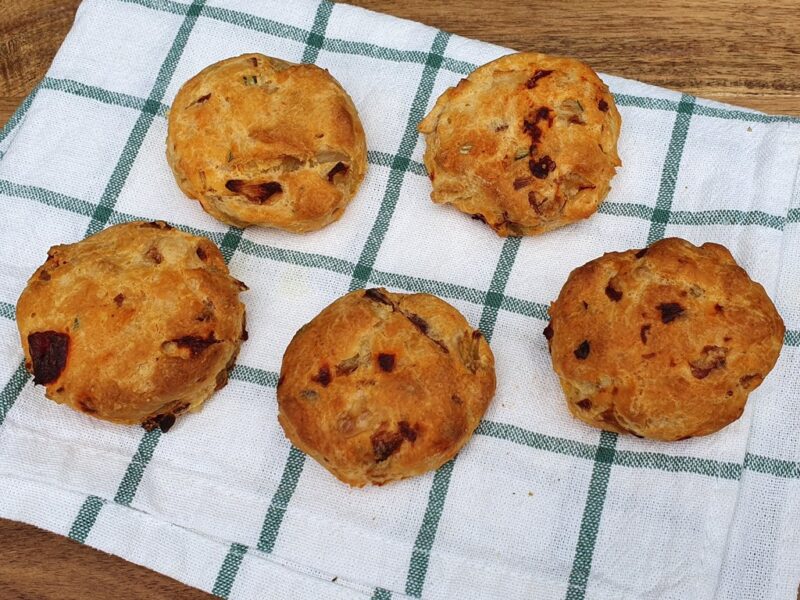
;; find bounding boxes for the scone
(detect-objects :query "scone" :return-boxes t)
[277,288,496,486]
[419,52,621,236]
[546,238,784,441]
[167,53,367,232]
[16,221,248,431]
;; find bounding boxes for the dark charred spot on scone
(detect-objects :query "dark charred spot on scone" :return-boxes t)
[574,340,590,360]
[522,119,542,142]
[196,300,215,322]
[640,324,651,344]
[39,270,51,281]
[657,302,684,324]
[142,412,176,433]
[145,246,163,264]
[739,373,763,390]
[471,213,488,224]
[543,322,554,341]
[407,313,429,334]
[191,93,211,107]
[598,99,609,112]
[634,248,648,259]
[605,284,622,302]
[714,304,724,314]
[726,390,733,397]
[171,333,220,357]
[78,398,97,414]
[642,352,656,359]
[312,365,332,387]
[113,293,125,307]
[451,394,463,405]
[525,69,553,88]
[371,430,404,462]
[577,398,592,410]
[225,179,283,204]
[335,354,360,376]
[398,421,418,442]
[196,246,207,261]
[377,353,395,372]
[536,106,553,125]
[28,331,69,385]
[529,155,556,179]
[326,162,349,182]
[582,301,589,310]
[250,57,258,67]
[141,221,173,230]
[364,288,394,307]
[405,312,450,354]
[689,345,728,379]
[156,413,176,433]
[514,176,533,190]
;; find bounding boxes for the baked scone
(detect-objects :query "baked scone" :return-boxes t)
[419,52,621,236]
[277,288,496,486]
[16,221,248,431]
[167,53,367,232]
[546,238,784,441]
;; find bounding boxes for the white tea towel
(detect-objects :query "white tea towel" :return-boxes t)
[0,1,799,598]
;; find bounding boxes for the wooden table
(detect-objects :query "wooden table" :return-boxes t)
[1,1,798,597]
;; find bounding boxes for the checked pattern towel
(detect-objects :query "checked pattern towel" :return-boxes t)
[1,1,799,598]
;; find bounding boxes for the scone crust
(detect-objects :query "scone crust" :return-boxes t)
[547,238,784,441]
[277,288,496,486]
[167,53,367,232]
[16,221,248,429]
[419,52,621,236]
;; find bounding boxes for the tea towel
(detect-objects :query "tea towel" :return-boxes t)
[1,1,799,598]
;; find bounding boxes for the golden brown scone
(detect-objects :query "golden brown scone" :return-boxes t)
[16,221,248,431]
[277,288,496,486]
[419,52,621,236]
[167,53,367,232]
[546,238,784,441]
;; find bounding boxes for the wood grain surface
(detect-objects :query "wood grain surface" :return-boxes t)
[0,0,798,597]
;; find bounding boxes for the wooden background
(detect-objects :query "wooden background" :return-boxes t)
[1,0,798,597]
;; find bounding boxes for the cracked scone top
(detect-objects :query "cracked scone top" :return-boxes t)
[546,238,784,441]
[277,288,496,486]
[16,221,248,431]
[419,52,621,236]
[167,53,367,232]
